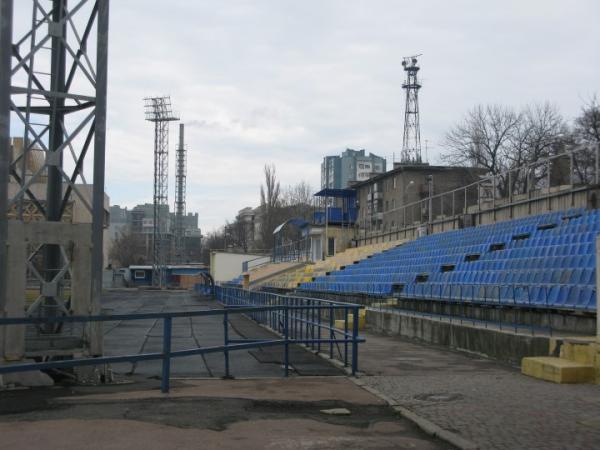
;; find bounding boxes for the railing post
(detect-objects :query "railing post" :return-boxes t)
[568,151,574,185]
[310,299,315,350]
[284,305,289,377]
[223,310,231,379]
[317,302,322,354]
[596,144,599,185]
[352,306,359,376]
[329,305,334,359]
[161,316,172,393]
[344,307,349,367]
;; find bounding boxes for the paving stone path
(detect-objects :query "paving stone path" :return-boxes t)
[358,332,600,450]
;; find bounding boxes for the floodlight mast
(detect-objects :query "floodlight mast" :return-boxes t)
[144,96,178,288]
[174,123,187,264]
[400,54,423,164]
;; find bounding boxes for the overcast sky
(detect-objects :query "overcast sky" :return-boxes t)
[102,0,598,232]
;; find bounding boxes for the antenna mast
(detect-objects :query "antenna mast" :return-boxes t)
[400,54,423,164]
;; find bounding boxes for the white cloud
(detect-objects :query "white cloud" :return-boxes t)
[94,0,600,232]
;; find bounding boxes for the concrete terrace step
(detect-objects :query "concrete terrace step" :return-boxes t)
[521,356,594,384]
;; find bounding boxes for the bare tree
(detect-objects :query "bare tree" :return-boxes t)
[572,95,600,184]
[200,228,227,265]
[442,103,567,195]
[259,164,281,249]
[509,103,566,193]
[443,104,519,176]
[109,227,144,268]
[225,218,251,253]
[574,95,600,145]
[281,180,313,220]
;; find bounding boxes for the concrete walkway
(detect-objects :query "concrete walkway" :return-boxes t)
[0,377,446,450]
[357,331,600,450]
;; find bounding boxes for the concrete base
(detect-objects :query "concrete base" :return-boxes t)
[521,357,594,384]
[298,290,595,335]
[0,369,54,388]
[367,308,549,365]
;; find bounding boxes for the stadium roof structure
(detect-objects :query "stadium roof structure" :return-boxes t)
[273,217,310,235]
[313,188,356,198]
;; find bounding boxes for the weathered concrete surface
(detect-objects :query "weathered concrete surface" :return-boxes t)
[358,331,600,450]
[102,290,341,378]
[367,308,550,365]
[0,377,445,450]
[54,377,385,405]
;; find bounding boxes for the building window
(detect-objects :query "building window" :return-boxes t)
[393,176,397,189]
[134,270,146,279]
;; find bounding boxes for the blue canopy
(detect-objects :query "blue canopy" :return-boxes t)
[273,217,310,235]
[313,188,356,198]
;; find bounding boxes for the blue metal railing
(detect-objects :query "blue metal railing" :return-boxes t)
[0,292,364,393]
[215,286,364,374]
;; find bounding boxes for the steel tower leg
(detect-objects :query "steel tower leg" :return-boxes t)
[42,0,67,332]
[2,0,110,361]
[0,0,14,326]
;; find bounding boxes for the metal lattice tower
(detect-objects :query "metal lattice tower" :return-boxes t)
[144,96,178,287]
[174,123,187,263]
[0,0,109,353]
[400,54,423,164]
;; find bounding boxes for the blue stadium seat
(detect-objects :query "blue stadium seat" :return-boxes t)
[298,208,599,311]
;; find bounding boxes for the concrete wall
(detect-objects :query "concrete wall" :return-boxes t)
[210,251,266,283]
[356,164,482,239]
[309,225,353,260]
[367,309,550,366]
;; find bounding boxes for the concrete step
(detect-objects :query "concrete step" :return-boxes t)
[550,336,597,365]
[521,356,594,384]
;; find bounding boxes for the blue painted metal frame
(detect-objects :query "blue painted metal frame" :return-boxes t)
[0,291,364,393]
[214,286,363,375]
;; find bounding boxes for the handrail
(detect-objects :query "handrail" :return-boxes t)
[214,286,364,372]
[359,145,600,242]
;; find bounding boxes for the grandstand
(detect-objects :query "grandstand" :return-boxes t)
[252,240,403,290]
[299,207,597,312]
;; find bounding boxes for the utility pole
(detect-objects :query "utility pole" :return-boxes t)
[400,54,423,164]
[144,97,178,287]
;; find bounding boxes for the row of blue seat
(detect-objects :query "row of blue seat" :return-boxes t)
[400,283,595,310]
[299,208,598,311]
[321,268,594,286]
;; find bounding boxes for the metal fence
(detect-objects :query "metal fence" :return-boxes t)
[272,237,310,263]
[215,286,364,374]
[0,290,364,392]
[359,146,600,242]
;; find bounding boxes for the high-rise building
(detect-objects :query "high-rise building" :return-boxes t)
[321,149,386,189]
